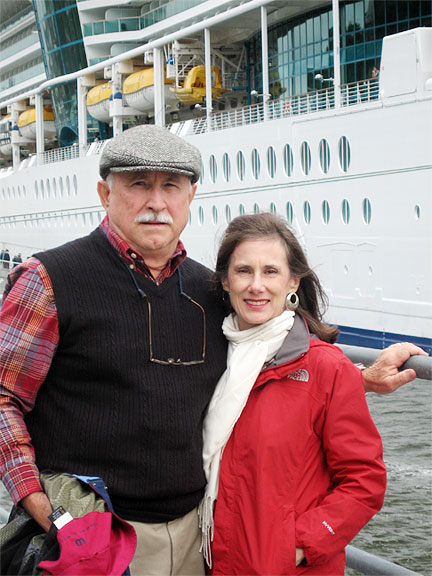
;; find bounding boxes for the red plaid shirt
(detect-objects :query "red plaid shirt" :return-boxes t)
[0,216,186,504]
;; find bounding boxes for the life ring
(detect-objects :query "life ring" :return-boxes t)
[284,101,291,115]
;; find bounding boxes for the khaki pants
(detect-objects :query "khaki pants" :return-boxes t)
[128,507,205,576]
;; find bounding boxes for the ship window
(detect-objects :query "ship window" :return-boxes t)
[253,203,260,214]
[198,206,204,225]
[415,205,420,220]
[73,175,78,196]
[200,161,204,184]
[267,146,276,178]
[342,199,350,224]
[283,144,294,177]
[303,201,311,224]
[270,202,277,215]
[319,139,330,174]
[212,206,218,225]
[59,177,64,197]
[223,153,231,182]
[66,176,71,196]
[52,179,57,198]
[226,205,232,223]
[46,179,51,198]
[286,201,294,224]
[209,155,217,183]
[23,185,27,197]
[322,200,330,224]
[338,136,351,172]
[17,186,21,198]
[251,149,261,180]
[362,198,371,224]
[301,142,311,175]
[236,151,245,181]
[188,211,192,226]
[40,180,45,199]
[239,203,245,215]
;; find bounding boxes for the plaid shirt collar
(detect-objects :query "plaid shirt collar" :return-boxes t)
[99,216,187,284]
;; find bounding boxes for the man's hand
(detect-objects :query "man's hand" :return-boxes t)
[21,491,53,532]
[363,342,428,394]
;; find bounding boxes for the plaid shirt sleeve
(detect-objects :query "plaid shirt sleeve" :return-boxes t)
[0,258,58,504]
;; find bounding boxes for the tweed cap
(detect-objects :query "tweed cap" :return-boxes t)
[99,124,201,183]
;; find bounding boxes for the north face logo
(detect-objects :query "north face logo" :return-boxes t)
[286,369,309,382]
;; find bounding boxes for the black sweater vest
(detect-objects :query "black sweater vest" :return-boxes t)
[29,229,227,522]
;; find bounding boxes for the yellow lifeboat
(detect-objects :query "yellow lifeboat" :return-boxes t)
[123,68,177,115]
[18,106,56,141]
[87,82,112,123]
[0,115,12,157]
[171,66,225,105]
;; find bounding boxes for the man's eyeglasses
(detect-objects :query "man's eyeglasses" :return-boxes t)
[146,285,206,366]
[127,263,206,366]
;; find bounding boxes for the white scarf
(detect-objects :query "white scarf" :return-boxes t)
[198,310,295,567]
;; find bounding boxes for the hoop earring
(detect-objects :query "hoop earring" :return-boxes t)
[286,292,299,311]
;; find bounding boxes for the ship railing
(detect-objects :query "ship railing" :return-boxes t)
[346,545,422,575]
[37,140,106,166]
[191,79,379,135]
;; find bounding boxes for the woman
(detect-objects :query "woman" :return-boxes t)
[199,213,386,575]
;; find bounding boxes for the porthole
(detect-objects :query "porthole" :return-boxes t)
[225,205,232,223]
[270,202,277,215]
[59,177,64,197]
[23,185,26,197]
[198,206,204,225]
[52,179,57,198]
[322,200,330,224]
[239,204,245,215]
[286,201,294,224]
[212,205,218,225]
[342,199,350,224]
[319,139,330,174]
[300,141,311,175]
[236,151,245,181]
[46,179,51,198]
[222,153,231,182]
[283,144,294,177]
[303,201,311,224]
[362,198,371,224]
[415,205,421,220]
[338,136,351,172]
[251,149,260,180]
[40,180,44,198]
[199,161,204,184]
[267,146,276,178]
[209,155,217,183]
[253,203,260,214]
[73,174,78,196]
[66,176,70,196]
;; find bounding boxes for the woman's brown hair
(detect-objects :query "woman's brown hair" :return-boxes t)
[214,213,339,343]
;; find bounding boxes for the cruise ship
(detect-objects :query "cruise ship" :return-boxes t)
[0,0,431,352]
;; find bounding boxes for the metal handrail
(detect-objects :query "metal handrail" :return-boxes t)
[338,344,432,381]
[346,545,422,575]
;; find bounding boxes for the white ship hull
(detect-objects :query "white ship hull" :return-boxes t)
[0,25,431,352]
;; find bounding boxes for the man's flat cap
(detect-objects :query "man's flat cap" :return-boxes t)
[99,124,201,183]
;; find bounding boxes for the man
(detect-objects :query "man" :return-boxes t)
[0,125,426,575]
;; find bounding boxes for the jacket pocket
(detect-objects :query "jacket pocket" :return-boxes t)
[280,507,297,575]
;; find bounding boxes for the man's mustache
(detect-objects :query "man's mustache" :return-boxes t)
[134,211,173,224]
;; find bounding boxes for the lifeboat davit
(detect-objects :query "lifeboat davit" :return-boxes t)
[123,68,177,115]
[171,66,225,105]
[87,83,112,123]
[0,115,12,157]
[18,107,56,140]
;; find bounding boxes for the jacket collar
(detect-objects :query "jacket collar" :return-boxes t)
[265,313,310,369]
